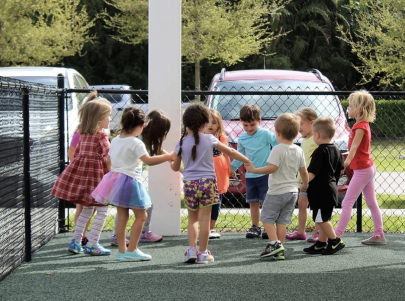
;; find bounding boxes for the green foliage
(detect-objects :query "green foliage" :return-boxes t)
[0,0,95,66]
[338,0,405,87]
[341,99,405,138]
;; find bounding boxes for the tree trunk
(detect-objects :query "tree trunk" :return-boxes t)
[194,60,201,102]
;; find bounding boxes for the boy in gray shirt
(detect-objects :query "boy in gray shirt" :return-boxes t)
[245,113,309,260]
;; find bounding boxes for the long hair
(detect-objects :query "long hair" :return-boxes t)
[77,98,111,135]
[209,108,226,139]
[142,110,171,156]
[119,106,145,135]
[348,90,376,122]
[178,104,210,161]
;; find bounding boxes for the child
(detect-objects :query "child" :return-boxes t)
[335,91,386,245]
[171,104,250,263]
[109,109,169,245]
[245,113,308,260]
[231,104,278,239]
[286,108,321,242]
[301,117,345,255]
[68,91,98,246]
[205,109,235,239]
[92,106,174,261]
[52,97,113,255]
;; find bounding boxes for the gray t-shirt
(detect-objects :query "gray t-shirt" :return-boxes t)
[267,143,306,195]
[175,133,219,181]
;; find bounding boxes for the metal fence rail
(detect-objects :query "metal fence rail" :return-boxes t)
[60,87,405,235]
[0,77,60,281]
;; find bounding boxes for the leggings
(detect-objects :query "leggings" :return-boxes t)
[112,205,153,235]
[211,194,223,221]
[73,206,108,244]
[335,165,384,237]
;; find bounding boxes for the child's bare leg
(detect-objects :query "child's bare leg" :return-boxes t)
[318,222,336,241]
[127,208,147,252]
[116,207,129,253]
[250,202,260,226]
[276,224,287,244]
[263,223,278,241]
[297,194,309,234]
[188,209,199,248]
[198,206,212,251]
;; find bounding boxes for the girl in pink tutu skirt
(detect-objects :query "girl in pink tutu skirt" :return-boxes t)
[92,106,174,261]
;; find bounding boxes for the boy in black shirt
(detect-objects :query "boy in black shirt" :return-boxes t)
[300,117,345,255]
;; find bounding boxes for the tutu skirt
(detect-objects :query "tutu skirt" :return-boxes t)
[92,172,152,209]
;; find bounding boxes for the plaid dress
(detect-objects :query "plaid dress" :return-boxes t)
[51,131,110,206]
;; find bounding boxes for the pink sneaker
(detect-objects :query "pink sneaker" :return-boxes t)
[285,231,307,240]
[307,232,319,243]
[197,250,215,264]
[111,235,129,247]
[139,231,163,243]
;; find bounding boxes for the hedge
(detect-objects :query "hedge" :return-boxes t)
[340,99,405,139]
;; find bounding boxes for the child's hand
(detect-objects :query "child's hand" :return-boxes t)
[229,169,236,178]
[168,151,175,161]
[344,159,350,169]
[300,183,308,192]
[244,161,254,173]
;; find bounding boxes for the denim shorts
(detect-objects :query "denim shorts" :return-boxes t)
[245,175,269,204]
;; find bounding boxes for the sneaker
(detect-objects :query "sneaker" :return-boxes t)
[123,249,152,261]
[322,238,345,255]
[285,231,307,240]
[81,236,89,247]
[197,250,215,264]
[184,247,198,263]
[139,231,163,243]
[116,252,126,261]
[303,241,327,255]
[260,241,285,258]
[246,226,261,238]
[209,229,221,239]
[273,251,285,260]
[361,235,387,246]
[68,240,83,254]
[306,232,319,243]
[84,243,111,256]
[262,230,268,239]
[110,235,130,247]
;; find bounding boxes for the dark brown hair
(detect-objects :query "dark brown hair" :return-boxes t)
[274,113,300,140]
[178,104,210,161]
[142,109,171,156]
[119,106,145,134]
[240,104,261,122]
[313,117,336,139]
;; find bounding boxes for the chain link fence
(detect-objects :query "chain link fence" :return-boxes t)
[60,86,405,235]
[0,77,60,281]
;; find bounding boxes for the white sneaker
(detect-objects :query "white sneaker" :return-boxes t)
[361,235,387,245]
[209,229,221,239]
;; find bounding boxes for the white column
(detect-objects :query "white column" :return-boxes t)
[148,0,182,235]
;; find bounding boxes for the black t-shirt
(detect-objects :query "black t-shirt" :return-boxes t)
[307,144,344,209]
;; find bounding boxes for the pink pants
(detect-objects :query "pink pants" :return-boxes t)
[335,165,384,237]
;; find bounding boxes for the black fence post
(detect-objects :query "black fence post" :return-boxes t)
[57,74,67,233]
[22,88,32,262]
[356,193,363,232]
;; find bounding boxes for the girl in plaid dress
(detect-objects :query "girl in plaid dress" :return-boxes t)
[52,97,113,256]
[92,106,174,261]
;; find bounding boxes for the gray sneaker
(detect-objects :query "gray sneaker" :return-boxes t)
[361,235,387,245]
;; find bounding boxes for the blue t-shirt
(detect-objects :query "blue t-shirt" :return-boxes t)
[231,127,278,178]
[175,133,219,181]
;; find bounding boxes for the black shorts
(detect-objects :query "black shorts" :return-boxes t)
[312,207,333,223]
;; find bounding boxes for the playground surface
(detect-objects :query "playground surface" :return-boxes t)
[1,232,404,301]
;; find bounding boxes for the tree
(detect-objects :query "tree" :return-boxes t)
[0,0,95,66]
[338,0,405,87]
[102,0,284,89]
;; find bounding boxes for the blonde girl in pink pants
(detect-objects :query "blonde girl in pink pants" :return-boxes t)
[335,91,386,245]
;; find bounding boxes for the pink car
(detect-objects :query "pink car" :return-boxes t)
[205,69,353,206]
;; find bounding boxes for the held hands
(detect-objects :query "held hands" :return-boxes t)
[244,161,254,173]
[168,151,176,161]
[300,182,308,192]
[229,168,236,178]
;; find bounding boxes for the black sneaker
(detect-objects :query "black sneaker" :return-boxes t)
[303,241,327,255]
[260,241,285,258]
[322,238,345,255]
[246,226,261,238]
[262,230,268,239]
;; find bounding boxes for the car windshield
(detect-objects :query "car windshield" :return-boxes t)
[5,76,58,86]
[211,80,341,120]
[99,93,124,104]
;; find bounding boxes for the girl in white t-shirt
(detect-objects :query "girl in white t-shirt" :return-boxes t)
[92,106,174,261]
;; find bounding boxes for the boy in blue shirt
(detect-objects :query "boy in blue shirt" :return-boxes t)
[231,105,278,238]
